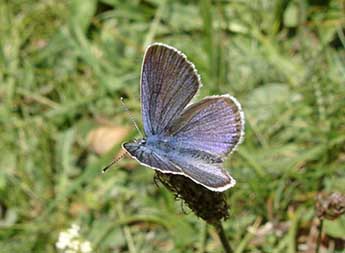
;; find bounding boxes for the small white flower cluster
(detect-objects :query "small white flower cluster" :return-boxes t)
[56,224,92,253]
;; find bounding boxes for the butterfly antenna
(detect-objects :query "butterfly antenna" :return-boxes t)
[120,97,144,138]
[102,152,126,173]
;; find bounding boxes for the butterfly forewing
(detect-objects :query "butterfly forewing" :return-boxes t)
[141,44,200,136]
[123,141,235,191]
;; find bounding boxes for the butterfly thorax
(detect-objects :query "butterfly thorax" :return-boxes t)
[145,135,175,153]
[123,135,172,154]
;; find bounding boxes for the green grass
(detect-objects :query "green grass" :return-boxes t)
[1,0,345,252]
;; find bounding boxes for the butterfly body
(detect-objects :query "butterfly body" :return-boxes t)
[122,43,245,192]
[125,135,223,166]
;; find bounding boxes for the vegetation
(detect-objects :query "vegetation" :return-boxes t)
[0,0,344,252]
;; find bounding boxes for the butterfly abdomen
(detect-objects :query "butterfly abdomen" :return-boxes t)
[179,148,223,164]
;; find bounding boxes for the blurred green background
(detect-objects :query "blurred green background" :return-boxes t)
[1,0,345,252]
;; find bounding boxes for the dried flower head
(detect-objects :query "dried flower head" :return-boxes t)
[155,171,229,224]
[316,192,345,220]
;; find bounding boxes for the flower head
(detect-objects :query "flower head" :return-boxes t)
[155,171,229,224]
[56,224,92,253]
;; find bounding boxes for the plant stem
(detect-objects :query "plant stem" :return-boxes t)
[213,221,234,253]
[316,219,323,253]
[198,222,208,253]
[116,203,137,253]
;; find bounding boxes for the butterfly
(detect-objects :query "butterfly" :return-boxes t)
[122,43,244,192]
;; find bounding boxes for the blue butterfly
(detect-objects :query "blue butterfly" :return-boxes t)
[123,43,244,192]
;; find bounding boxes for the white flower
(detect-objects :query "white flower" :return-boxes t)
[56,224,93,253]
[68,224,80,237]
[70,240,80,251]
[56,231,72,250]
[80,241,92,253]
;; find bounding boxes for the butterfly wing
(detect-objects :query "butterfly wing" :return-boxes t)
[168,95,245,157]
[160,95,244,191]
[140,43,201,136]
[123,141,235,191]
[123,141,182,174]
[124,95,244,191]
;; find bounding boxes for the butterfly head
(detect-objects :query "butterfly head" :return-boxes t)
[123,138,147,156]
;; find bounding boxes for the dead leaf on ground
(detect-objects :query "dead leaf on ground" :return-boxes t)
[87,126,130,155]
[249,221,290,247]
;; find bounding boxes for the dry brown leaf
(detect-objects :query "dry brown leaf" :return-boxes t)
[69,202,89,216]
[249,221,290,247]
[87,126,130,155]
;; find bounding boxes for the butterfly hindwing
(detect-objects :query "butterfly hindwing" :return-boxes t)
[168,95,245,157]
